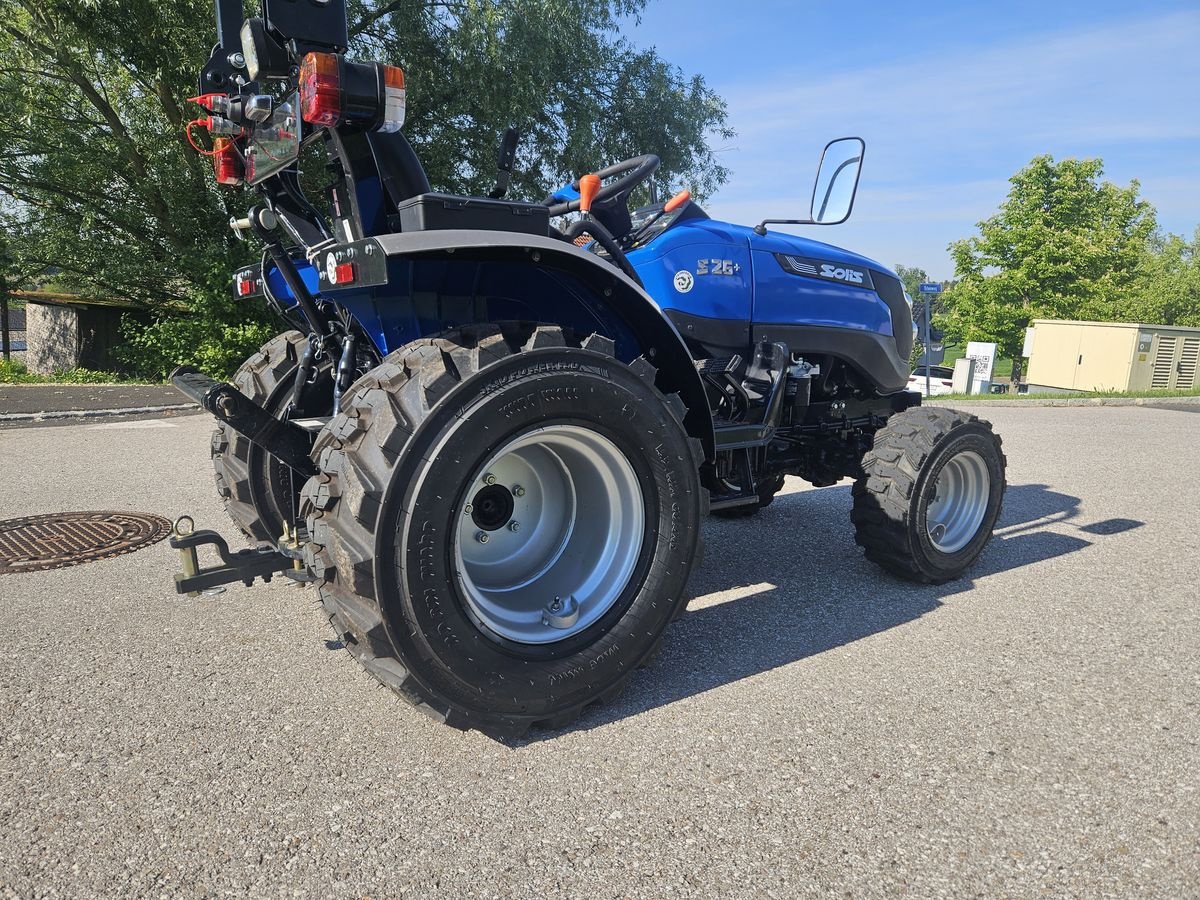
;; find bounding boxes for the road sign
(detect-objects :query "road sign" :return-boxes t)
[918,283,942,294]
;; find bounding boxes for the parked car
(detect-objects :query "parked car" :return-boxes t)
[909,365,956,396]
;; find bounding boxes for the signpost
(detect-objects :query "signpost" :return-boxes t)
[917,283,942,396]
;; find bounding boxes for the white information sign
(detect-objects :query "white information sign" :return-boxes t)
[965,341,996,380]
[965,341,997,393]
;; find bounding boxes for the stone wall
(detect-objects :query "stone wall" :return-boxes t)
[26,302,79,374]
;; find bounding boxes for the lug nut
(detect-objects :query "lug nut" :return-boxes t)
[484,473,497,485]
[476,531,489,544]
[464,503,473,514]
[512,485,526,497]
[509,521,520,533]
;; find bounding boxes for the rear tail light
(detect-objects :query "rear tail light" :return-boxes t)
[236,274,259,297]
[212,137,243,186]
[299,52,406,133]
[299,52,341,126]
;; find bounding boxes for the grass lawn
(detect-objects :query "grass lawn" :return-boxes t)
[0,359,154,385]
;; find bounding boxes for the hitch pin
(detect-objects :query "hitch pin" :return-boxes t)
[280,524,305,573]
[173,516,200,597]
[228,216,252,240]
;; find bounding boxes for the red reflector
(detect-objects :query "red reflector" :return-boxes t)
[333,262,356,285]
[212,137,243,186]
[237,277,256,297]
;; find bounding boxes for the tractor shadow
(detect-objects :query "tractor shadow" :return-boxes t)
[530,481,1142,741]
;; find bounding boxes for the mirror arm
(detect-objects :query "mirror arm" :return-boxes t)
[753,218,815,236]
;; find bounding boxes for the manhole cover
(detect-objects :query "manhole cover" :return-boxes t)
[0,511,172,574]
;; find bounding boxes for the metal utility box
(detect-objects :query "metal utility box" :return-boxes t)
[1025,319,1200,393]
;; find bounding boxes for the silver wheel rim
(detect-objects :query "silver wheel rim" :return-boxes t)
[453,425,645,645]
[925,450,990,554]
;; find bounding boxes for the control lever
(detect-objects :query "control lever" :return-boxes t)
[627,189,691,247]
[488,127,520,199]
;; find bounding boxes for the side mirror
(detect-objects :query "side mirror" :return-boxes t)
[753,136,865,235]
[810,137,864,225]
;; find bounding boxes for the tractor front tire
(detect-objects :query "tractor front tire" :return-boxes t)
[851,407,1006,584]
[211,331,331,545]
[301,325,705,736]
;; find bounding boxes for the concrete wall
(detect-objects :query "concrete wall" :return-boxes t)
[26,302,79,374]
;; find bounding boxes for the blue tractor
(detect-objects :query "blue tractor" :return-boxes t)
[171,0,1006,735]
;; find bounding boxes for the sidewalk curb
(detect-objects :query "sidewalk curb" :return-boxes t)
[926,395,1200,409]
[0,403,200,423]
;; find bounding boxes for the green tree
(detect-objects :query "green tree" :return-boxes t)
[0,0,731,376]
[941,155,1157,361]
[1125,228,1200,327]
[893,264,929,300]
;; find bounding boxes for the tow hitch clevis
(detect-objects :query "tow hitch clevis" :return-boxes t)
[170,515,303,596]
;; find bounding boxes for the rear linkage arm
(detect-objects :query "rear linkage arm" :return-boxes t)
[170,367,318,477]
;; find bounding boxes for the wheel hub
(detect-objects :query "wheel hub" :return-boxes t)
[925,450,990,554]
[470,483,515,531]
[453,425,645,645]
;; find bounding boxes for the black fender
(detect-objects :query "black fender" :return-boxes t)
[313,230,715,460]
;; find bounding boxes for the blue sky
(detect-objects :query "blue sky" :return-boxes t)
[625,1,1200,278]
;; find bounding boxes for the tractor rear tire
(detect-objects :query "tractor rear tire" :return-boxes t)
[301,324,705,736]
[851,407,1005,584]
[211,331,331,545]
[711,474,786,518]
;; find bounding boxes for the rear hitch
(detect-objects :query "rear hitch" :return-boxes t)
[170,516,300,596]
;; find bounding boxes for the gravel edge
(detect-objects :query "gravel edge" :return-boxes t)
[0,403,199,422]
[926,395,1200,409]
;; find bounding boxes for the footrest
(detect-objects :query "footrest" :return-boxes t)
[169,519,294,595]
[696,355,742,376]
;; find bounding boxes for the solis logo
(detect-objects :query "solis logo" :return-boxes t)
[821,264,865,284]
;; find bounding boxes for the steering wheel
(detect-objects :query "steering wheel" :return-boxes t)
[545,154,660,217]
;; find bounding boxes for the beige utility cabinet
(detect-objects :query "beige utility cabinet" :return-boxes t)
[1025,319,1200,393]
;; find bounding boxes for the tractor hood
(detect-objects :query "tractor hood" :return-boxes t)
[739,223,891,278]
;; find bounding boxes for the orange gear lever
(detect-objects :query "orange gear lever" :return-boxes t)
[664,189,692,213]
[578,174,602,214]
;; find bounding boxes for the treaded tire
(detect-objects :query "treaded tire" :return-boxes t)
[711,474,787,519]
[211,331,330,545]
[301,324,706,736]
[851,407,1006,584]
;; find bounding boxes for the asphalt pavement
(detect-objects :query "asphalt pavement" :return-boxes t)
[0,406,1197,897]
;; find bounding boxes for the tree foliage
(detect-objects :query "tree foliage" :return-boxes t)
[0,0,731,375]
[1126,228,1200,328]
[893,264,929,301]
[941,155,1158,359]
[348,0,732,201]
